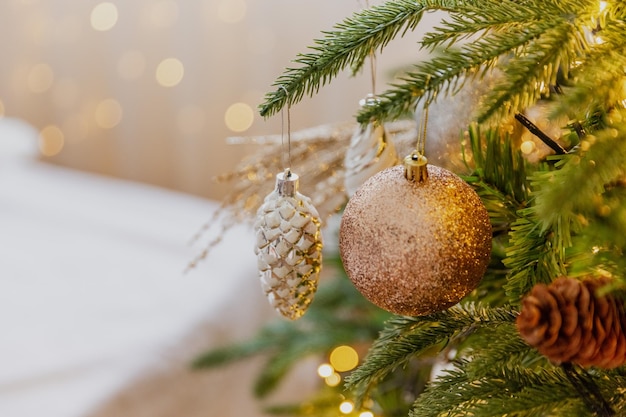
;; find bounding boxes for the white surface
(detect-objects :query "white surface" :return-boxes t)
[0,118,258,417]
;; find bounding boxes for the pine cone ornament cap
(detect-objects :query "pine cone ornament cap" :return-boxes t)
[517,277,626,369]
[254,170,323,320]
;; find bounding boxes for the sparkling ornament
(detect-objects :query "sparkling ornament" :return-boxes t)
[344,94,397,196]
[339,154,491,316]
[254,169,323,320]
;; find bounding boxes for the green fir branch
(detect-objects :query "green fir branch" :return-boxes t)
[533,110,626,230]
[259,0,433,118]
[192,272,388,398]
[503,205,569,303]
[345,304,517,402]
[421,0,548,50]
[410,364,586,417]
[477,21,589,123]
[553,46,626,121]
[357,22,549,124]
[463,125,531,230]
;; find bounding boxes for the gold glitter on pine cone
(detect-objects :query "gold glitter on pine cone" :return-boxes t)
[517,277,626,369]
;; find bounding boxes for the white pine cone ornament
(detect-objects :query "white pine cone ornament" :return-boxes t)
[254,170,323,320]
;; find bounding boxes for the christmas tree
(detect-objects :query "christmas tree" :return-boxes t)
[195,1,626,416]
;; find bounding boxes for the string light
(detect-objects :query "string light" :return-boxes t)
[27,63,54,94]
[520,140,535,155]
[224,102,254,132]
[217,0,247,23]
[156,58,184,87]
[147,0,179,28]
[317,363,334,378]
[339,400,355,414]
[39,125,65,157]
[329,345,359,372]
[324,372,342,387]
[95,99,123,129]
[91,2,118,32]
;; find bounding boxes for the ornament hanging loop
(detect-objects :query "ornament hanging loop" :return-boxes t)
[405,103,430,182]
[276,85,298,197]
[278,85,292,173]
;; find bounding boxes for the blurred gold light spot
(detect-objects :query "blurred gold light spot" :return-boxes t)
[118,50,146,80]
[339,401,355,414]
[148,0,179,27]
[39,125,65,156]
[317,363,334,378]
[330,345,359,372]
[177,105,206,134]
[360,412,374,417]
[218,0,247,23]
[324,372,341,387]
[224,102,254,132]
[520,140,535,155]
[91,2,118,31]
[95,98,123,129]
[27,63,54,93]
[156,58,184,87]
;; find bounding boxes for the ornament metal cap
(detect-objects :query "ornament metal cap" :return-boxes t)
[276,169,299,197]
[404,152,428,182]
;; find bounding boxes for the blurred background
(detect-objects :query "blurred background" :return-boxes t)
[0,0,423,199]
[0,1,435,416]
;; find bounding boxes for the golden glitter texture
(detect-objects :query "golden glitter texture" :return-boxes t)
[339,164,492,316]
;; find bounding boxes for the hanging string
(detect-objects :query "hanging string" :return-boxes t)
[417,105,429,156]
[279,85,292,176]
[357,0,376,95]
[369,48,377,95]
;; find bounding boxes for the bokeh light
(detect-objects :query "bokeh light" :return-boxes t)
[156,58,184,87]
[95,98,123,129]
[324,372,342,387]
[339,401,355,414]
[39,125,65,157]
[317,363,334,378]
[330,345,359,372]
[217,0,247,23]
[360,412,375,417]
[224,102,254,132]
[27,63,54,93]
[147,0,179,28]
[91,2,119,32]
[520,140,535,155]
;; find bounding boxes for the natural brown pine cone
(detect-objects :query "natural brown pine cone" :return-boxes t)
[516,276,626,369]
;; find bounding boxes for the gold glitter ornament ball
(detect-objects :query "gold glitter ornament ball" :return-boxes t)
[339,163,491,316]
